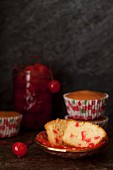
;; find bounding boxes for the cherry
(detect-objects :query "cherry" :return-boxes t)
[33,64,49,76]
[12,142,27,157]
[48,80,61,93]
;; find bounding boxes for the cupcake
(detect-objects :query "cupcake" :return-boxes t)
[63,90,109,120]
[0,111,23,138]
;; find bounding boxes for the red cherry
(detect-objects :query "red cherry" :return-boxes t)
[33,64,49,76]
[33,63,44,70]
[12,142,27,157]
[48,80,60,93]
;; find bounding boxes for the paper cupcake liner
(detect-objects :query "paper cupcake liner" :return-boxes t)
[63,94,108,120]
[65,115,109,129]
[0,114,23,138]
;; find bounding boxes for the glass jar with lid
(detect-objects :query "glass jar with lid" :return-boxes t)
[13,63,53,130]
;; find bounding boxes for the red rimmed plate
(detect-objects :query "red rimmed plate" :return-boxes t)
[35,131,108,159]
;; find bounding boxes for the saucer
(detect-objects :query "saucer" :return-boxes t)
[35,131,108,159]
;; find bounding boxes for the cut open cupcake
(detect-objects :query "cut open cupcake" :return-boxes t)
[45,118,108,148]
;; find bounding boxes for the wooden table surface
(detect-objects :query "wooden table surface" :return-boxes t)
[0,125,113,170]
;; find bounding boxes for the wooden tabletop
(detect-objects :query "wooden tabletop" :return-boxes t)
[0,125,113,170]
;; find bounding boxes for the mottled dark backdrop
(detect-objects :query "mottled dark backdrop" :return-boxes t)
[0,0,113,123]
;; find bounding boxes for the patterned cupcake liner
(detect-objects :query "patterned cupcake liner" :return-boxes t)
[65,115,109,129]
[0,114,23,138]
[63,93,109,120]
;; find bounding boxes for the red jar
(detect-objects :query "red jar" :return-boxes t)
[13,64,53,130]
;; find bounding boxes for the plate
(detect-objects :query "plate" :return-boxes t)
[35,131,108,159]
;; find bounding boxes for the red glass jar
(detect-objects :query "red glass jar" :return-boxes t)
[13,64,53,130]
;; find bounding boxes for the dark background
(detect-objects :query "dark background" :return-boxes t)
[0,0,113,124]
